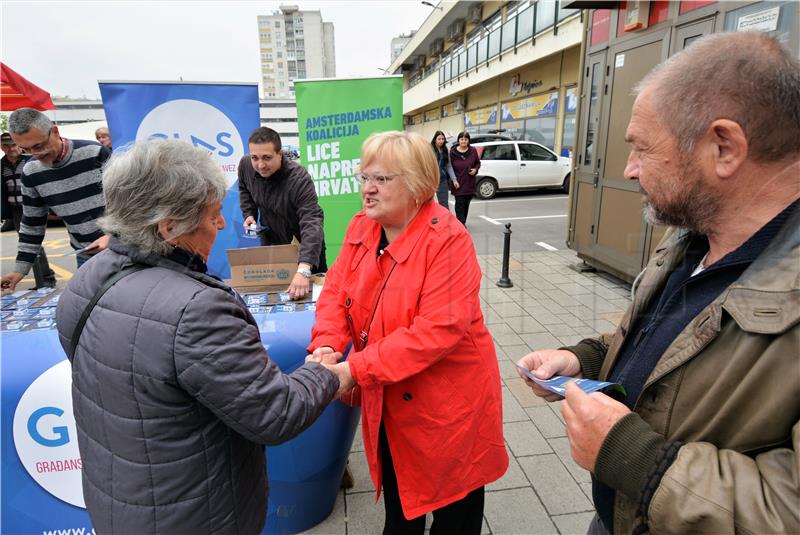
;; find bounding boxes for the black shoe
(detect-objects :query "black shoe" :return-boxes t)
[1,220,14,232]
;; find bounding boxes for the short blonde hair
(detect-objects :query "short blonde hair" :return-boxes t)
[360,131,438,202]
[95,126,109,137]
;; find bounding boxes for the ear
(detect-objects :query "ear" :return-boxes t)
[157,219,176,242]
[707,119,748,179]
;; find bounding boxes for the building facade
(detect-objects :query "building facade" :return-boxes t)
[257,5,336,99]
[566,0,799,282]
[389,1,582,158]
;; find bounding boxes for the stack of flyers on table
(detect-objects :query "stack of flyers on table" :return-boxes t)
[274,302,296,313]
[516,365,626,400]
[248,305,274,315]
[245,294,269,307]
[277,292,292,303]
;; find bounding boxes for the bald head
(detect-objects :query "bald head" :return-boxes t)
[636,32,800,163]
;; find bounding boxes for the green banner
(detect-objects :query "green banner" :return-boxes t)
[295,76,403,263]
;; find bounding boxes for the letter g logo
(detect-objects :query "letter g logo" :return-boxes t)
[28,406,70,447]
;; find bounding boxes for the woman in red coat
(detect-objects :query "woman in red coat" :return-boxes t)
[308,131,507,534]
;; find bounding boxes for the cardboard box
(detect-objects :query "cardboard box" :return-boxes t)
[225,243,324,303]
[227,244,299,289]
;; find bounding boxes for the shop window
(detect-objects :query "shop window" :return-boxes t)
[648,1,670,26]
[590,9,612,46]
[561,87,578,157]
[723,1,796,49]
[584,63,601,165]
[679,1,716,15]
[523,116,557,149]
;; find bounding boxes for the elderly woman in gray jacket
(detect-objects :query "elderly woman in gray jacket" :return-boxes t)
[56,139,346,534]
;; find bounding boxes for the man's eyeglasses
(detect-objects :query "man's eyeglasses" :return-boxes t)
[356,172,397,186]
[19,130,52,156]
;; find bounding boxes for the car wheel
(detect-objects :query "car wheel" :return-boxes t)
[562,173,571,194]
[476,178,498,200]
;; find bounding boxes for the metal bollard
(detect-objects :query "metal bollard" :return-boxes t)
[496,222,513,288]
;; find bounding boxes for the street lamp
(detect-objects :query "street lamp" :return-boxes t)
[421,1,443,10]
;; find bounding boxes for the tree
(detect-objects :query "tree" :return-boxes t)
[0,114,7,133]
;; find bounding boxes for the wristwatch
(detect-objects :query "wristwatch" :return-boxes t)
[297,267,312,279]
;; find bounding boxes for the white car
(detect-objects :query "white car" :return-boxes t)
[471,141,572,199]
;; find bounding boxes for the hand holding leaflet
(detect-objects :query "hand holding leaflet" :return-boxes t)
[515,365,626,401]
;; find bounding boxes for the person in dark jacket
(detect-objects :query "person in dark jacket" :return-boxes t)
[430,130,455,209]
[239,127,326,300]
[449,131,481,226]
[56,139,348,535]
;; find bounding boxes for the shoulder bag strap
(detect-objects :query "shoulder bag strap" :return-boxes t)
[67,264,147,359]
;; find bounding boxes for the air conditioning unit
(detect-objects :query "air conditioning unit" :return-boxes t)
[429,38,444,56]
[454,96,465,112]
[468,5,483,24]
[446,19,465,42]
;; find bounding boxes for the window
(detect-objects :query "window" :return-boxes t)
[274,21,281,27]
[480,144,517,161]
[535,0,556,33]
[518,143,555,161]
[277,51,283,58]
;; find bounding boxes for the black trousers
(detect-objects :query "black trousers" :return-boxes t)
[454,195,472,226]
[380,427,484,535]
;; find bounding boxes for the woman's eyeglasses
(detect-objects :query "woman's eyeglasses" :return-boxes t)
[355,172,397,186]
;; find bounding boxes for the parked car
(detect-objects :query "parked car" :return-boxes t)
[471,140,572,199]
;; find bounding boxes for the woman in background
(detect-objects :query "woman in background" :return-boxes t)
[430,130,455,209]
[449,131,481,226]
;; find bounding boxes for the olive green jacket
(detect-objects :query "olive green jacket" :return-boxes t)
[569,208,800,534]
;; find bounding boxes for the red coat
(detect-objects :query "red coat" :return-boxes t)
[310,201,508,519]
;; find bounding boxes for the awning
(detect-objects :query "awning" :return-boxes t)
[1,63,55,111]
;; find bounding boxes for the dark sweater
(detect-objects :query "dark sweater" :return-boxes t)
[238,156,326,271]
[16,139,110,274]
[449,146,481,197]
[594,199,800,531]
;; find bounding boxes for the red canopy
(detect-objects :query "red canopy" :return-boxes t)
[1,63,55,111]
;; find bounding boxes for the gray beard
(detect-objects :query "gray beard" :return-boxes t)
[642,162,721,235]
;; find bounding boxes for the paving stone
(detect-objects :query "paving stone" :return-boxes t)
[520,332,563,350]
[501,385,530,422]
[558,334,591,347]
[528,308,565,325]
[504,420,552,457]
[346,451,374,493]
[545,323,577,336]
[487,447,531,491]
[345,490,384,535]
[483,288,516,304]
[495,331,527,347]
[506,376,547,408]
[499,344,530,365]
[536,298,571,315]
[555,313,589,328]
[301,491,345,534]
[505,314,548,334]
[560,305,599,320]
[552,511,596,535]
[484,487,556,535]
[555,282,594,295]
[497,357,522,380]
[548,437,591,484]
[481,516,490,535]
[490,301,528,318]
[582,318,617,332]
[526,406,567,438]
[519,454,593,515]
[549,400,566,424]
[482,308,506,324]
[351,425,364,452]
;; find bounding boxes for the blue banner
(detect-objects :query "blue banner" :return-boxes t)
[98,82,261,278]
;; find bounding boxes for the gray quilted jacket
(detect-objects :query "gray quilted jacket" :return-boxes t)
[56,239,338,534]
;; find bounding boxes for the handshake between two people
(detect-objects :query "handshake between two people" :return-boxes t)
[305,346,356,398]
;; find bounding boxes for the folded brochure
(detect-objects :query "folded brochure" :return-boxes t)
[515,365,626,399]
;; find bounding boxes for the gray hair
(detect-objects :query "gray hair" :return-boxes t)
[635,32,800,163]
[99,139,226,256]
[8,108,53,135]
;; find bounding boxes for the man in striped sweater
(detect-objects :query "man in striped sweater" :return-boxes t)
[0,108,111,292]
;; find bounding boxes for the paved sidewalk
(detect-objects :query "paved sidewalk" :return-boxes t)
[303,249,632,535]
